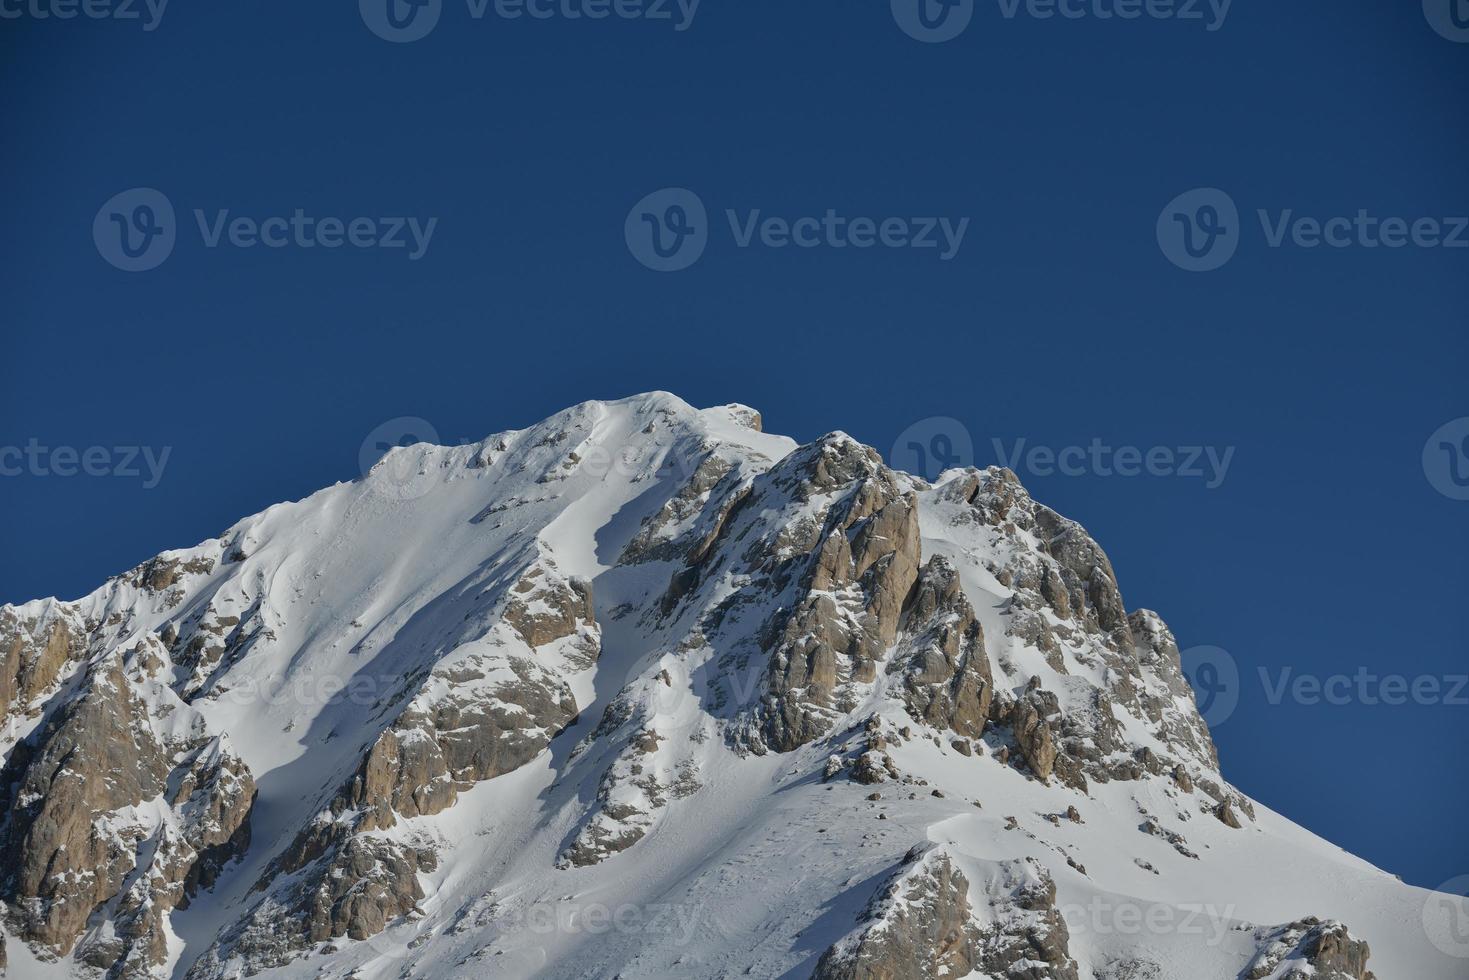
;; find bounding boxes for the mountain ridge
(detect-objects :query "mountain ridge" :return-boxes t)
[0,392,1456,979]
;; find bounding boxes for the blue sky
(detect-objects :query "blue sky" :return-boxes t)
[2,0,1466,890]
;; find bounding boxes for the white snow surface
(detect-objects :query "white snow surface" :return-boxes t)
[0,392,1461,980]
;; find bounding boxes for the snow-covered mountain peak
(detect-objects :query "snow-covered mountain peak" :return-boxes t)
[0,394,1458,980]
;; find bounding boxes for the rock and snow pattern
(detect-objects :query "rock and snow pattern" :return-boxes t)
[0,392,1460,979]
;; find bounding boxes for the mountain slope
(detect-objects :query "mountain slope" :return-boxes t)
[0,392,1459,980]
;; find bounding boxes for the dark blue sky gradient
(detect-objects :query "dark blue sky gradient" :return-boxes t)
[2,1,1466,889]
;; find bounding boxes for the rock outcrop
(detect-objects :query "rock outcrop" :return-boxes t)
[889,556,992,737]
[651,434,922,754]
[199,555,599,970]
[972,858,1080,980]
[0,646,254,978]
[3,394,1402,980]
[1246,918,1375,980]
[813,844,982,980]
[746,437,922,752]
[0,602,87,722]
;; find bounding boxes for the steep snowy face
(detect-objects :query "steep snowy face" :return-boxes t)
[0,393,1455,980]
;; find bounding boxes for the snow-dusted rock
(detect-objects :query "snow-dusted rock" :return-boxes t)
[0,393,1448,980]
[1246,918,1376,979]
[813,844,983,980]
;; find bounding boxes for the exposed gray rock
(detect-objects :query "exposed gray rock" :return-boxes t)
[1127,609,1220,770]
[973,858,1080,980]
[812,844,982,980]
[502,567,597,659]
[201,558,600,970]
[620,451,735,565]
[754,440,921,751]
[0,648,254,977]
[189,835,436,978]
[0,602,87,722]
[556,691,699,868]
[658,435,922,754]
[990,679,1062,785]
[1245,918,1375,980]
[345,652,584,831]
[889,556,992,738]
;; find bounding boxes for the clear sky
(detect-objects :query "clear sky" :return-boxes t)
[2,0,1466,891]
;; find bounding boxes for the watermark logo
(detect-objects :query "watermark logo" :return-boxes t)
[360,417,442,501]
[1181,645,1239,727]
[995,0,1231,30]
[1424,875,1469,959]
[361,0,699,42]
[1060,898,1236,945]
[1424,0,1469,42]
[577,441,707,483]
[1258,667,1468,708]
[890,417,974,481]
[1159,188,1469,271]
[0,0,168,30]
[360,0,442,42]
[1183,644,1467,723]
[993,438,1235,488]
[494,899,699,944]
[899,0,1231,39]
[625,187,970,271]
[1423,417,1469,501]
[93,189,437,271]
[1157,188,1238,272]
[0,440,171,488]
[892,0,974,42]
[94,188,176,272]
[626,188,709,272]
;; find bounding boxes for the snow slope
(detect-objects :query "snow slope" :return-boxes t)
[0,392,1462,980]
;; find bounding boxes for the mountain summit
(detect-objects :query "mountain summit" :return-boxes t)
[0,393,1454,979]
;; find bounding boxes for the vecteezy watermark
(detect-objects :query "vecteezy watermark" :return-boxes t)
[1060,897,1237,945]
[891,0,1229,43]
[492,899,700,944]
[93,188,438,272]
[359,416,443,501]
[1156,188,1239,272]
[1259,667,1469,708]
[625,188,709,272]
[0,0,168,30]
[1424,0,1469,42]
[1423,417,1469,501]
[1424,875,1469,959]
[992,438,1235,488]
[1182,645,1469,727]
[360,0,700,43]
[994,0,1231,30]
[1180,645,1240,727]
[890,417,975,482]
[625,188,970,272]
[0,440,171,488]
[891,0,975,42]
[94,188,177,272]
[575,440,708,484]
[1158,188,1469,272]
[211,670,412,710]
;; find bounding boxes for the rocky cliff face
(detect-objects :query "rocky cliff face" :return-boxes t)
[0,638,253,978]
[0,394,1427,980]
[812,844,983,980]
[194,557,600,972]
